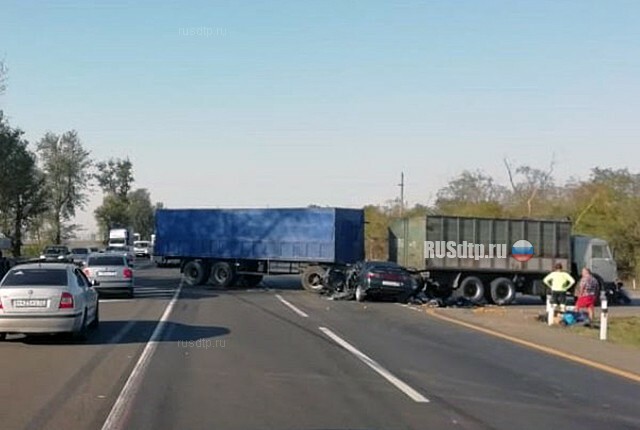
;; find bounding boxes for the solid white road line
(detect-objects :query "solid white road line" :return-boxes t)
[101,280,184,430]
[319,326,430,403]
[275,294,309,318]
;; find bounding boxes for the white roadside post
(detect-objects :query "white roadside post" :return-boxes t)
[547,293,554,326]
[600,291,608,341]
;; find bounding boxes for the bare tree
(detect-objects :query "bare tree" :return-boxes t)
[503,157,556,217]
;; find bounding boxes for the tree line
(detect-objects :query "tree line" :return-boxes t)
[1,62,158,256]
[0,115,158,256]
[365,162,640,280]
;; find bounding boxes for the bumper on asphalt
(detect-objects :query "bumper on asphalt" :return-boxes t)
[0,312,83,333]
[95,280,133,294]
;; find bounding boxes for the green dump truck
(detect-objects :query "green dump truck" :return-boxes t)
[389,215,620,305]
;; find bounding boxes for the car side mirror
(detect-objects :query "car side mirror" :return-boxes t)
[91,279,100,287]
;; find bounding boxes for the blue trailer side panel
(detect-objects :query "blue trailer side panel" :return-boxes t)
[154,208,364,264]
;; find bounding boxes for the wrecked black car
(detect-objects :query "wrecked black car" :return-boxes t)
[324,261,419,302]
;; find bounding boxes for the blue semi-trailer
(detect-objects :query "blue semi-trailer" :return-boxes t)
[153,207,365,289]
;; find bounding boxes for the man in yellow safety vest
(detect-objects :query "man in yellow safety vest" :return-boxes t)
[543,262,576,310]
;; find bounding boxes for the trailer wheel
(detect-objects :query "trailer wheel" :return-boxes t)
[490,277,516,305]
[209,262,236,288]
[458,276,484,304]
[301,266,326,293]
[183,260,207,286]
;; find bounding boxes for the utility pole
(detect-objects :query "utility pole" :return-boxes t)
[398,172,408,265]
[398,172,405,216]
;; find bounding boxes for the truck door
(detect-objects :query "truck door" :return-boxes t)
[589,241,617,284]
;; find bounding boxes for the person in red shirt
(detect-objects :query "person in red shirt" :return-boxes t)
[575,268,599,323]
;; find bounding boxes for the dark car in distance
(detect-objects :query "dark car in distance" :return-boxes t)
[346,261,418,302]
[40,245,70,261]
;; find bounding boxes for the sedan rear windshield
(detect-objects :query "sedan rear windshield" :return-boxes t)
[1,269,68,287]
[87,256,126,266]
[71,248,89,254]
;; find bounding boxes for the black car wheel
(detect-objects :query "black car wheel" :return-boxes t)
[301,266,326,293]
[90,303,100,329]
[72,311,89,342]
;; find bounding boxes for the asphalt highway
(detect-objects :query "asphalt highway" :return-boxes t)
[1,264,639,430]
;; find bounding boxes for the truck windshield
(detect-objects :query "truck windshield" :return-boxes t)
[591,244,612,259]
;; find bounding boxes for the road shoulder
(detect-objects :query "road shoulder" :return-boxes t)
[413,304,640,383]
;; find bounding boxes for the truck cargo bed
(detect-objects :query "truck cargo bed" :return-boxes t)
[154,208,364,264]
[389,215,571,273]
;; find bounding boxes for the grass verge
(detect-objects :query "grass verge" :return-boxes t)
[573,316,640,348]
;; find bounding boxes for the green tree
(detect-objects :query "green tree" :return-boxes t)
[94,194,130,244]
[94,158,134,200]
[37,131,92,243]
[0,113,48,256]
[128,188,155,240]
[435,170,506,217]
[364,205,390,260]
[568,168,640,278]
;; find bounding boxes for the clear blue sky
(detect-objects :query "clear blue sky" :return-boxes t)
[1,0,639,234]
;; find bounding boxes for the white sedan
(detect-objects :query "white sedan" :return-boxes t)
[0,262,99,341]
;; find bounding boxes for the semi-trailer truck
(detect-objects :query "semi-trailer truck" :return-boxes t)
[389,215,620,305]
[153,207,365,289]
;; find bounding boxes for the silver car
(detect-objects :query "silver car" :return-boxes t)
[0,262,99,340]
[84,253,134,298]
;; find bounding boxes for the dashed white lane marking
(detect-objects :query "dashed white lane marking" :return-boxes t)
[100,280,184,430]
[319,326,430,403]
[275,294,309,318]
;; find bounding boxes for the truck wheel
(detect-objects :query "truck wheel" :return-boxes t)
[239,275,263,288]
[183,260,207,286]
[459,276,484,304]
[209,262,236,288]
[301,266,326,293]
[490,277,516,305]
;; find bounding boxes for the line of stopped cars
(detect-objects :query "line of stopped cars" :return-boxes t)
[0,246,137,342]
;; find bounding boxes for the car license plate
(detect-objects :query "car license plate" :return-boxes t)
[98,271,117,276]
[382,281,401,287]
[13,299,47,308]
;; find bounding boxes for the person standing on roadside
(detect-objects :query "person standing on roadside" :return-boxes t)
[575,267,599,323]
[543,263,576,310]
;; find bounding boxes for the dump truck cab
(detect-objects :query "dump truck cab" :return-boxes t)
[571,235,618,286]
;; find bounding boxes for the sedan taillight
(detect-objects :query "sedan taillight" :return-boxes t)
[123,268,133,279]
[59,292,74,309]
